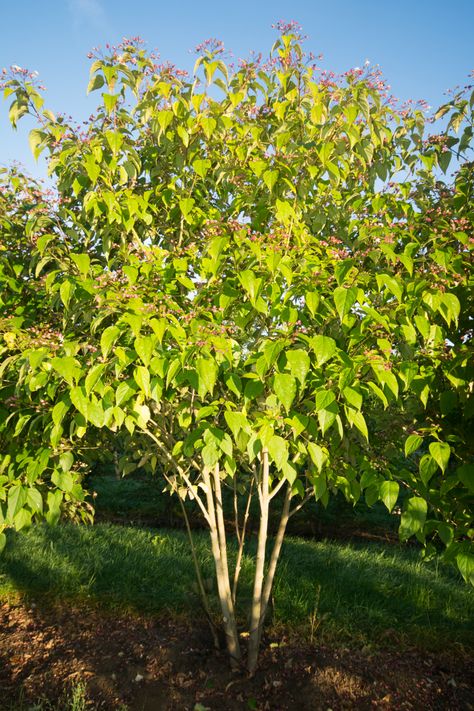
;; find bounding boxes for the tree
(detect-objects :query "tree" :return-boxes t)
[1,24,473,672]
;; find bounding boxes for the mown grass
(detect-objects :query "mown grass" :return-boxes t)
[1,522,472,651]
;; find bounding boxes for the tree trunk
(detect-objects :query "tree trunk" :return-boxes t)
[247,449,270,674]
[202,468,241,668]
[255,485,292,653]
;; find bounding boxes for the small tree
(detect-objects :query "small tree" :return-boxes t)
[1,25,473,672]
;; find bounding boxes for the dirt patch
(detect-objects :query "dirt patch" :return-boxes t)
[0,600,472,710]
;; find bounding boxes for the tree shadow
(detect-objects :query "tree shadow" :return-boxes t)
[0,523,198,615]
[274,537,474,648]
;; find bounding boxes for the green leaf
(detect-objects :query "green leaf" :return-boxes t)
[399,497,427,540]
[201,438,219,468]
[157,109,173,131]
[439,293,460,326]
[85,363,105,395]
[52,400,69,427]
[87,73,105,94]
[59,452,74,472]
[224,411,249,440]
[373,367,399,400]
[133,402,151,428]
[0,532,6,553]
[268,436,289,471]
[379,480,399,513]
[201,117,217,139]
[286,350,310,385]
[333,287,357,321]
[405,434,423,457]
[101,325,120,358]
[196,405,216,422]
[282,460,297,485]
[429,442,450,474]
[274,373,296,412]
[46,490,63,525]
[310,335,336,366]
[457,464,474,493]
[166,358,181,387]
[317,406,338,436]
[71,253,91,276]
[29,128,46,160]
[414,314,430,340]
[70,386,89,419]
[367,381,388,409]
[350,410,368,441]
[307,442,327,473]
[262,340,284,367]
[7,485,27,522]
[343,386,362,410]
[437,522,454,546]
[150,318,168,343]
[315,390,336,411]
[305,291,320,316]
[14,508,32,531]
[263,169,279,192]
[84,154,101,183]
[51,357,82,386]
[218,433,233,458]
[122,312,143,337]
[315,392,338,437]
[419,454,438,486]
[116,381,137,407]
[27,488,43,514]
[135,335,154,368]
[103,92,119,113]
[193,159,211,178]
[51,470,74,493]
[456,552,474,586]
[88,399,105,427]
[239,270,261,302]
[179,198,195,219]
[376,274,403,302]
[105,130,124,155]
[225,373,242,397]
[134,366,151,398]
[197,358,218,399]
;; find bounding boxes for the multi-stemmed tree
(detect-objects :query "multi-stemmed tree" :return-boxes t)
[1,24,473,671]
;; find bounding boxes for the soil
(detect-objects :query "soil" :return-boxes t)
[1,600,472,710]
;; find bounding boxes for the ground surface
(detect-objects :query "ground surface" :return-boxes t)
[1,600,473,711]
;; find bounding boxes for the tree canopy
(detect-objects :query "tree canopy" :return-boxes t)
[1,24,473,670]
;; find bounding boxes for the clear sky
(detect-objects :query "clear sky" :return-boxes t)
[1,0,473,177]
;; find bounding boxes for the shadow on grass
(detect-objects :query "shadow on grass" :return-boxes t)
[0,524,201,615]
[1,524,473,650]
[274,537,474,648]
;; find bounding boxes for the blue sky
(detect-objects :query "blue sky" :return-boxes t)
[1,0,473,177]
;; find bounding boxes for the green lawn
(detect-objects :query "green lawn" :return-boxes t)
[88,469,401,539]
[1,522,472,651]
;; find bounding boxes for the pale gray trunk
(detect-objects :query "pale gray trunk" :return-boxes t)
[247,449,270,674]
[203,468,241,668]
[254,485,292,657]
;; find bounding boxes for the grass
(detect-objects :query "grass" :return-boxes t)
[88,469,400,538]
[4,682,109,711]
[1,522,472,651]
[88,471,180,524]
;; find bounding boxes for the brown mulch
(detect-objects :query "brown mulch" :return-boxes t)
[0,601,472,710]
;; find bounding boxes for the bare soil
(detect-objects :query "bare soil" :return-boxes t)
[1,601,472,710]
